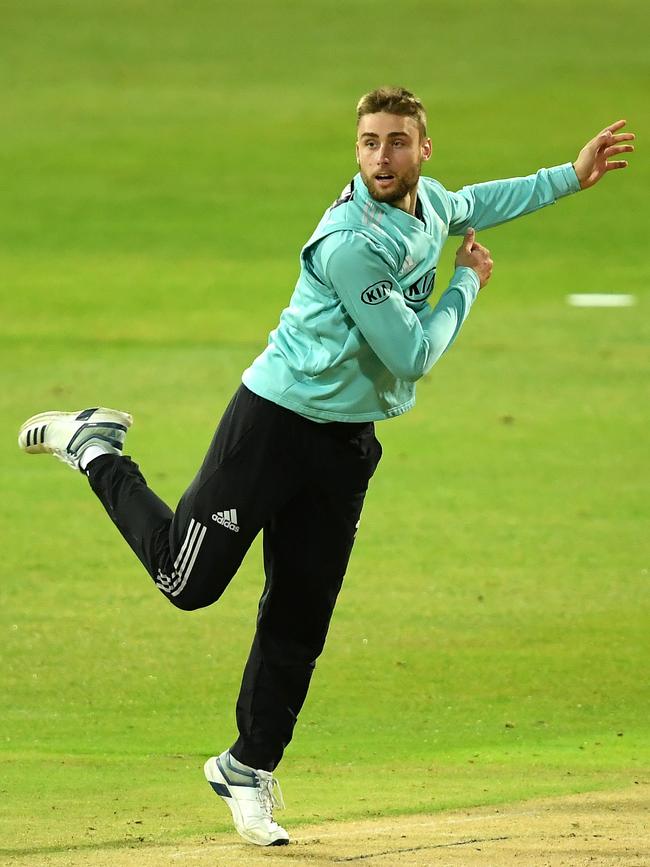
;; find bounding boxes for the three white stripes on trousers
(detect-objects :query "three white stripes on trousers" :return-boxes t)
[155,518,207,598]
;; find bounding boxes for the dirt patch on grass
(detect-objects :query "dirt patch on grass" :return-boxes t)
[19,784,649,866]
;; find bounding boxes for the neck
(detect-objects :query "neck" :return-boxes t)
[392,188,418,215]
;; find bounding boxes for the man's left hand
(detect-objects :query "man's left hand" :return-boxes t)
[573,120,635,190]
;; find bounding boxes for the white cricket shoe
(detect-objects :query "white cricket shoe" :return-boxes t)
[204,752,289,847]
[18,407,132,471]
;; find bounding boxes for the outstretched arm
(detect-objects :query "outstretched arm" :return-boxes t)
[446,164,580,236]
[572,120,635,190]
[446,119,636,235]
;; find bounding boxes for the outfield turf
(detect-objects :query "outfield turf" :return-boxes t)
[1,0,648,859]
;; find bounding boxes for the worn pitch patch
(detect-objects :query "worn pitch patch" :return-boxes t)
[17,784,647,866]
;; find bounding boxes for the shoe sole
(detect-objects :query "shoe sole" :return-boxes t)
[203,757,289,847]
[18,408,133,454]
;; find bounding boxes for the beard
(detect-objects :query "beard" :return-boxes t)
[361,162,421,204]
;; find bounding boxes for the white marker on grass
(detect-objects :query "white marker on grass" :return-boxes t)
[566,294,636,307]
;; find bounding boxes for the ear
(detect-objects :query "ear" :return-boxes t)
[355,140,360,164]
[421,137,432,162]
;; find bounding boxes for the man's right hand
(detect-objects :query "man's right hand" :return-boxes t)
[455,228,493,289]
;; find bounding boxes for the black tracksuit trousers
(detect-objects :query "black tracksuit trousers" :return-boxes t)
[87,385,382,771]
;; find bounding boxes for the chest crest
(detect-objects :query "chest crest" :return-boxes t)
[403,267,436,303]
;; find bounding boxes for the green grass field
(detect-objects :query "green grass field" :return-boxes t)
[1,0,648,860]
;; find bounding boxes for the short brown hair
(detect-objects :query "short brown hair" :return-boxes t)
[356,86,427,139]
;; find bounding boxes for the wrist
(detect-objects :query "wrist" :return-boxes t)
[452,265,481,294]
[572,162,583,188]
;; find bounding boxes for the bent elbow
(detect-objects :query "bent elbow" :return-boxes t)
[395,349,447,381]
[403,366,424,383]
[387,359,425,383]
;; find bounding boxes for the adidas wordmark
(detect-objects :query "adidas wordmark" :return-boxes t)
[212,509,239,533]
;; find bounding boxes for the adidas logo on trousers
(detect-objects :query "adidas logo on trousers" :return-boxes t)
[213,509,239,533]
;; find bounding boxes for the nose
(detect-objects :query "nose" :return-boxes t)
[376,143,390,163]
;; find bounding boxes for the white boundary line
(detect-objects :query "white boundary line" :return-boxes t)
[566,293,636,307]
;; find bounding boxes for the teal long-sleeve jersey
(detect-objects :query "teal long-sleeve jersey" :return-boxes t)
[242,163,580,422]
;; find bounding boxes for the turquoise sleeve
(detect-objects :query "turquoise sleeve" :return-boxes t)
[321,234,480,382]
[447,163,581,236]
[416,266,481,364]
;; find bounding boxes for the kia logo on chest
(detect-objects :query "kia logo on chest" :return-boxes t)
[361,280,393,305]
[404,268,436,302]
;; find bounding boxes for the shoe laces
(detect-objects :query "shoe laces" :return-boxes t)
[256,772,285,816]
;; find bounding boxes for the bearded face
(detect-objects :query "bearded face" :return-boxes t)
[361,160,422,204]
[356,113,432,211]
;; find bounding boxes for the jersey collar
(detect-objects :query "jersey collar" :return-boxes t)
[354,172,427,232]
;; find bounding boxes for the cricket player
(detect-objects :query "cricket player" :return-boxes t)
[18,87,634,847]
